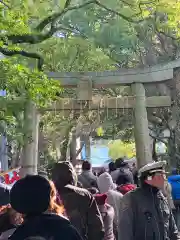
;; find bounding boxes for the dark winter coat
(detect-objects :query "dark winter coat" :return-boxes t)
[52,161,104,240]
[9,213,82,240]
[59,184,104,240]
[118,183,180,240]
[78,170,98,189]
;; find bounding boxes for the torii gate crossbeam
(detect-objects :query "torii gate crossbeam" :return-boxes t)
[19,59,179,175]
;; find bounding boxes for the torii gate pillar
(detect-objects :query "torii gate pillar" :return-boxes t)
[77,78,92,162]
[131,83,152,168]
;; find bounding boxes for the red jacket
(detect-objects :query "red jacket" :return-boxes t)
[117,184,136,195]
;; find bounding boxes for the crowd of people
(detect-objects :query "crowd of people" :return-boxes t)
[0,157,179,240]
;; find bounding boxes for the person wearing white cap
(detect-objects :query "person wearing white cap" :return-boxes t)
[118,161,180,240]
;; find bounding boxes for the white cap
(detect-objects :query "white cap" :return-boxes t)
[138,161,167,177]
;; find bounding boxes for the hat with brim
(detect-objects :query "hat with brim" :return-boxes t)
[138,161,167,178]
[148,169,167,174]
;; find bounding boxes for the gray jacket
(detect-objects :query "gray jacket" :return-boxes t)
[118,184,179,240]
[78,171,97,189]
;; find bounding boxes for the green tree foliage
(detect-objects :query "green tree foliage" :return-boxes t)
[1,0,180,163]
[108,140,136,160]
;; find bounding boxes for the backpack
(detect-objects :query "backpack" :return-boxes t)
[168,175,180,201]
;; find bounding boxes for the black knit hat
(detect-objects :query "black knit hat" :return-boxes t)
[10,175,51,215]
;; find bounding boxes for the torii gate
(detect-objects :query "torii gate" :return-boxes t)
[20,59,180,176]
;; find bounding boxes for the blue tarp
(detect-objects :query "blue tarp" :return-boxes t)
[82,144,111,167]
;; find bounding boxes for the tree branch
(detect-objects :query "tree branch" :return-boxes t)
[0,0,9,8]
[0,47,44,71]
[5,0,95,46]
[68,47,80,71]
[154,12,180,42]
[4,0,150,47]
[149,132,167,146]
[36,0,96,31]
[64,0,72,8]
[94,0,145,23]
[7,25,57,44]
[76,143,85,157]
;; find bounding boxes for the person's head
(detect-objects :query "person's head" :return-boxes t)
[139,161,167,189]
[97,172,116,193]
[108,162,116,172]
[51,161,77,190]
[48,181,64,215]
[116,173,133,185]
[0,205,22,233]
[82,161,92,171]
[98,167,106,177]
[10,175,51,217]
[132,163,136,168]
[115,158,127,168]
[144,172,166,189]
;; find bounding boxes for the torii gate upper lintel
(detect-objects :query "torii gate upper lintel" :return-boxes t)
[45,62,175,168]
[19,60,179,176]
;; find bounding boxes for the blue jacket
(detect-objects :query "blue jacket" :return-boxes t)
[168,175,180,200]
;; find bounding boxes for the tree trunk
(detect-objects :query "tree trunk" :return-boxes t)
[172,68,180,168]
[20,101,39,177]
[59,125,73,162]
[70,128,77,166]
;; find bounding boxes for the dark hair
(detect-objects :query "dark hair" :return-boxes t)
[116,173,133,185]
[115,158,125,168]
[108,162,116,172]
[82,161,91,171]
[97,168,106,177]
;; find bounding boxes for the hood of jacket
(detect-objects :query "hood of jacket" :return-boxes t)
[97,172,116,193]
[52,161,77,189]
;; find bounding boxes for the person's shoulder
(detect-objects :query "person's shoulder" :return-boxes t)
[61,224,83,240]
[44,213,69,223]
[65,184,92,198]
[109,189,123,198]
[10,215,82,240]
[122,187,141,201]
